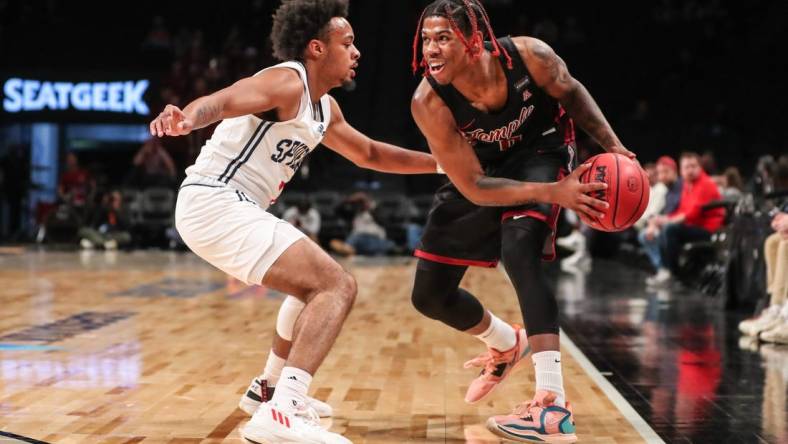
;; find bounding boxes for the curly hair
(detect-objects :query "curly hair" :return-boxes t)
[270,0,350,62]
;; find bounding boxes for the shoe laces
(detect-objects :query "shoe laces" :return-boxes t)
[511,400,539,417]
[291,402,321,428]
[463,348,510,374]
[511,392,558,417]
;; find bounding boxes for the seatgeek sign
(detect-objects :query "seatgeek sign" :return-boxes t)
[3,78,150,115]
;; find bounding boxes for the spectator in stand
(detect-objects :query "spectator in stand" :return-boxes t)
[701,150,718,175]
[142,16,172,51]
[130,137,177,187]
[330,192,396,257]
[658,156,683,215]
[639,156,682,273]
[739,209,788,344]
[282,197,321,243]
[777,155,788,192]
[717,166,744,201]
[635,162,667,230]
[750,155,777,196]
[647,152,725,286]
[58,152,95,216]
[78,190,132,250]
[740,160,788,344]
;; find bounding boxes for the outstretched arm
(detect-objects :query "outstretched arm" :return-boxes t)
[321,96,438,174]
[411,80,608,222]
[516,37,634,159]
[150,68,302,137]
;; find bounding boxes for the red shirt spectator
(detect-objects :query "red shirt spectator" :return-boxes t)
[670,169,724,233]
[58,153,93,207]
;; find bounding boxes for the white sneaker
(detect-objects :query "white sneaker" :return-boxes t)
[760,320,788,344]
[104,239,118,250]
[556,230,583,251]
[739,304,783,337]
[80,238,94,250]
[645,268,671,287]
[241,401,351,444]
[561,250,591,272]
[239,378,333,418]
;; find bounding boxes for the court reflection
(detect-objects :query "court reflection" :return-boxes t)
[0,341,141,390]
[557,258,783,443]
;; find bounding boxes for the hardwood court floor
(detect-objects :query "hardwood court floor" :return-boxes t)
[0,250,647,443]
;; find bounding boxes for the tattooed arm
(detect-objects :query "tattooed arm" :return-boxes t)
[514,37,635,159]
[149,68,303,137]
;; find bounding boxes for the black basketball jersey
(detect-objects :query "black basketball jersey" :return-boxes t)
[427,36,574,165]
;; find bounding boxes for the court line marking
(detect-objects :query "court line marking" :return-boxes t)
[0,430,52,444]
[559,329,665,443]
[495,265,665,443]
[0,344,63,351]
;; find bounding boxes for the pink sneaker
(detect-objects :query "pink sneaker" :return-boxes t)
[486,391,577,443]
[464,325,530,403]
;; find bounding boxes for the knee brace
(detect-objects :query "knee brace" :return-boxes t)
[500,217,559,336]
[411,259,484,331]
[276,296,305,341]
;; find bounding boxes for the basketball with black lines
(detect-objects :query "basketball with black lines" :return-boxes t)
[579,153,650,232]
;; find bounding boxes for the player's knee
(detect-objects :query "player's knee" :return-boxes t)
[411,259,469,321]
[334,271,357,307]
[410,279,449,319]
[411,288,438,318]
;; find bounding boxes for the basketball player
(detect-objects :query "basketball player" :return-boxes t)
[408,1,635,442]
[150,1,442,442]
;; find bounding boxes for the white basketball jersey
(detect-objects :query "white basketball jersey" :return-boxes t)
[185,61,331,207]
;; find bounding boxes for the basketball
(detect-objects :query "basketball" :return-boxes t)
[579,153,650,232]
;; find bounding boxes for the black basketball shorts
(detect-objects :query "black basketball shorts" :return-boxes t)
[415,143,575,267]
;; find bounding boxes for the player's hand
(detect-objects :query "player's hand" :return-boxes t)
[609,145,636,160]
[552,163,609,225]
[150,104,194,137]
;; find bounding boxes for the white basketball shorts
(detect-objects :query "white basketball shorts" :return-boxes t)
[175,174,305,285]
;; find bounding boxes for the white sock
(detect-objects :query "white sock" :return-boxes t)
[533,351,566,407]
[259,350,286,386]
[475,313,517,351]
[270,366,312,409]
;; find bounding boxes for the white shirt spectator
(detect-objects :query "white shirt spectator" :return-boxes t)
[282,206,321,239]
[635,182,667,230]
[351,211,386,239]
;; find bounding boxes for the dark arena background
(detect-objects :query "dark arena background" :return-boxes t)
[1,1,787,443]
